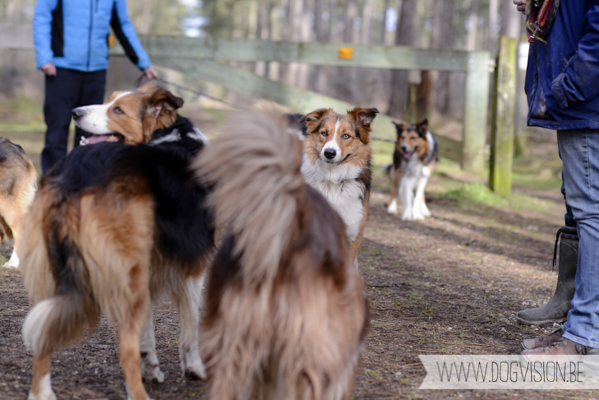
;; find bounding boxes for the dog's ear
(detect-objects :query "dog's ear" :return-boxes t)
[416,118,428,137]
[392,121,405,137]
[300,108,332,123]
[349,107,379,128]
[147,88,184,118]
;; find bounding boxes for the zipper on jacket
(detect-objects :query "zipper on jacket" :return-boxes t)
[86,0,94,71]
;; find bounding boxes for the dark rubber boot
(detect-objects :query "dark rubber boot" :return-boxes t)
[517,226,578,325]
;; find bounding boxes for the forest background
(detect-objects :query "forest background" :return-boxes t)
[0,0,528,138]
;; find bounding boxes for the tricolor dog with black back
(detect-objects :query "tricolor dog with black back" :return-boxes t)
[19,84,214,400]
[300,107,378,262]
[387,119,438,221]
[0,138,37,268]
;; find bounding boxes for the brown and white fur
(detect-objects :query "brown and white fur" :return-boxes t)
[300,108,378,263]
[195,112,368,400]
[387,119,438,221]
[19,84,213,400]
[0,138,37,268]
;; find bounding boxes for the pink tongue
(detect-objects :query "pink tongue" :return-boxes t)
[87,135,113,144]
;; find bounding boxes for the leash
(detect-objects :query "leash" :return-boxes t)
[370,137,396,143]
[136,74,399,143]
[135,74,251,111]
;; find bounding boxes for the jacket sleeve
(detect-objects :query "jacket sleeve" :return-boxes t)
[552,4,599,108]
[111,0,152,70]
[33,0,60,69]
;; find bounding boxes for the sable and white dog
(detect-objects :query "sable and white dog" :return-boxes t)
[0,138,37,268]
[387,119,438,221]
[195,112,368,400]
[300,107,378,261]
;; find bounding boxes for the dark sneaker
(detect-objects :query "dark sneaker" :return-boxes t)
[520,329,563,351]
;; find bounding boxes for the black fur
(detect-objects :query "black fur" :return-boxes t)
[43,116,214,271]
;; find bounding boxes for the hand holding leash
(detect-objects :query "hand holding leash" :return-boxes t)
[144,65,159,80]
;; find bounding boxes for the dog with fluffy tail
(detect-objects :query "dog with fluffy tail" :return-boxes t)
[194,112,368,400]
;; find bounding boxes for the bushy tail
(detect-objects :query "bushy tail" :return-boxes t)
[22,230,99,356]
[193,111,305,284]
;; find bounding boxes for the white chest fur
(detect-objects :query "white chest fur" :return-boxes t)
[301,157,365,242]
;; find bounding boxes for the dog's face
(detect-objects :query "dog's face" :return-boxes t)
[72,84,184,145]
[394,119,428,160]
[301,107,378,164]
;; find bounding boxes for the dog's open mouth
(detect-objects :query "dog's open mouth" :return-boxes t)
[401,146,418,160]
[80,133,125,146]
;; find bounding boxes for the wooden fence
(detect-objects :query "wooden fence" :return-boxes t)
[1,25,515,186]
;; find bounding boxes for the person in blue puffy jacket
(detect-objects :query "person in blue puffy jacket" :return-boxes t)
[514,0,599,359]
[33,0,158,173]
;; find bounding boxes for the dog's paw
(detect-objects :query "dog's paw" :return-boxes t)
[144,367,164,384]
[141,362,165,383]
[3,250,19,268]
[27,385,56,400]
[401,212,413,221]
[183,361,207,381]
[387,200,398,214]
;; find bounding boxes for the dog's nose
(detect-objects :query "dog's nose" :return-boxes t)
[401,145,408,153]
[324,148,336,160]
[72,107,84,121]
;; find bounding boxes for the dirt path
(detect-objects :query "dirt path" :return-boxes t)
[2,177,593,399]
[1,123,594,398]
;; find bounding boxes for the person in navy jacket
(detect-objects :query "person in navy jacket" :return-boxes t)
[515,0,599,359]
[33,0,158,173]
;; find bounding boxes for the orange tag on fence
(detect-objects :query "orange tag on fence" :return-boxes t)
[338,47,354,60]
[108,34,115,48]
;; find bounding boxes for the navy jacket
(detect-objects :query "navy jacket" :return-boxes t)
[33,0,151,72]
[526,1,599,130]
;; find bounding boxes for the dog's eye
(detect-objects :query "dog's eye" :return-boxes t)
[342,133,351,139]
[113,107,124,115]
[320,131,328,137]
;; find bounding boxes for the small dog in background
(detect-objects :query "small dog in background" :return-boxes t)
[0,138,37,268]
[387,119,438,221]
[195,112,368,400]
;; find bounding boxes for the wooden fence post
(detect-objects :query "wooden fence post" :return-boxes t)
[489,36,517,197]
[462,51,492,175]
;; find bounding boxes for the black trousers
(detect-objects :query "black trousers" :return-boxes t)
[41,68,106,173]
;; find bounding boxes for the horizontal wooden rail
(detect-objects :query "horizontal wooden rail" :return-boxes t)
[116,35,493,72]
[152,58,462,162]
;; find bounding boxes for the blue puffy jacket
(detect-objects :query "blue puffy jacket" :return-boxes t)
[33,0,151,72]
[525,1,599,130]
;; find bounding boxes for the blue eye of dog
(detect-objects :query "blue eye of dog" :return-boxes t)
[321,131,328,137]
[113,107,124,114]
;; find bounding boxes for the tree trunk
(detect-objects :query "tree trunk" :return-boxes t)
[361,0,374,45]
[387,0,417,119]
[488,0,499,54]
[500,0,526,155]
[379,0,390,44]
[279,0,293,84]
[335,0,359,101]
[343,0,358,43]
[329,0,339,41]
[500,0,522,39]
[430,0,455,115]
[466,0,479,51]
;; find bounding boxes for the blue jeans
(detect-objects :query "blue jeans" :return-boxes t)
[559,129,599,348]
